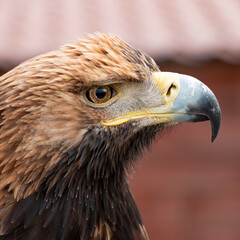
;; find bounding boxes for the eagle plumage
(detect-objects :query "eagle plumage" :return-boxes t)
[0,33,221,239]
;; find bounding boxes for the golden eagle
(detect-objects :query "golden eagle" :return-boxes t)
[0,33,221,239]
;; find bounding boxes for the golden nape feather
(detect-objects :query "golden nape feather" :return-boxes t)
[0,33,221,240]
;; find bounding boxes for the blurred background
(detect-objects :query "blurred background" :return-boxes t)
[0,0,239,239]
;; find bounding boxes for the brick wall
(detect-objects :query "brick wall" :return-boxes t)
[130,61,240,240]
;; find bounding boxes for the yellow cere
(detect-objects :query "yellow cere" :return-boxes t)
[152,72,180,107]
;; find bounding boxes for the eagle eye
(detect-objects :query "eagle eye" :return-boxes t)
[84,85,117,104]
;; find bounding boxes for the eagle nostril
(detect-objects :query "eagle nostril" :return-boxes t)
[166,84,176,97]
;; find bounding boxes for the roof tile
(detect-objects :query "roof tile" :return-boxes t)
[0,0,240,67]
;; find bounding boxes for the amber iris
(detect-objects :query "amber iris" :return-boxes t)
[85,85,116,104]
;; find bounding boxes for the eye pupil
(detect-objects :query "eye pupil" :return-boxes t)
[95,88,107,99]
[84,85,117,105]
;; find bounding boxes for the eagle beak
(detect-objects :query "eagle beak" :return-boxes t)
[153,72,221,142]
[101,72,221,142]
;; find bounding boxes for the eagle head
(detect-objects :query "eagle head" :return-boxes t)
[0,33,221,239]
